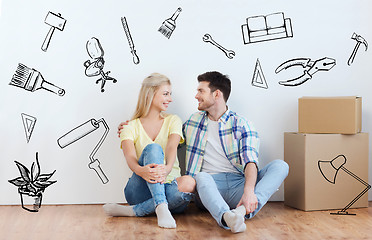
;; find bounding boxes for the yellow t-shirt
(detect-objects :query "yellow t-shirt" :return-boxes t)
[120,114,184,183]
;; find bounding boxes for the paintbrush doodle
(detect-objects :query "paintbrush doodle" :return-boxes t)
[348,33,368,66]
[21,113,37,143]
[158,8,182,39]
[275,57,336,87]
[9,63,65,96]
[242,12,293,44]
[8,152,57,212]
[57,118,109,184]
[84,37,117,92]
[41,11,66,52]
[203,34,235,59]
[251,59,268,89]
[121,17,140,64]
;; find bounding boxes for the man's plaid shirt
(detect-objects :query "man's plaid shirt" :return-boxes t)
[182,109,260,176]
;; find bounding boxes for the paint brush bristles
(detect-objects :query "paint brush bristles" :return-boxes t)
[10,63,32,88]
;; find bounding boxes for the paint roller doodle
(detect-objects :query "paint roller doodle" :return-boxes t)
[9,63,65,96]
[41,11,66,52]
[57,118,109,184]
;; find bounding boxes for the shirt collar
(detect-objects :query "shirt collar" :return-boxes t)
[202,107,231,124]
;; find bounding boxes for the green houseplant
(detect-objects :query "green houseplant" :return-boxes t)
[8,152,56,212]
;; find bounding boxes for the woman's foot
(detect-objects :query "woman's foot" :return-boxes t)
[155,203,176,228]
[103,203,135,217]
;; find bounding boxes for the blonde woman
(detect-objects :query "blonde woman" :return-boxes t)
[103,73,195,228]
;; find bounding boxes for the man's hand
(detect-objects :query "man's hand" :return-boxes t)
[117,121,129,137]
[236,190,258,215]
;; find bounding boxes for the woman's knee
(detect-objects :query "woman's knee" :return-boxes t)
[142,143,164,164]
[176,175,196,193]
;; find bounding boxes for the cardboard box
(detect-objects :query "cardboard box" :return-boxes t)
[298,96,362,134]
[284,132,369,211]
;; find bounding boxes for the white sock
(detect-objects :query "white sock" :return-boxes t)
[232,205,247,216]
[103,203,135,217]
[155,203,176,229]
[223,211,246,233]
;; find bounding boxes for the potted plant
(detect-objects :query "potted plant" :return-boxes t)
[8,152,57,212]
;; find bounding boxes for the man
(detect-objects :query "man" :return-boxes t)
[118,71,289,233]
[182,71,289,233]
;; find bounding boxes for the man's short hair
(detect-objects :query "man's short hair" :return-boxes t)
[197,71,231,102]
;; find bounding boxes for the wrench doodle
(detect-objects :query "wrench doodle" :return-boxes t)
[203,34,235,59]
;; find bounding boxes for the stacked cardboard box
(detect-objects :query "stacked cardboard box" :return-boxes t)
[284,96,369,211]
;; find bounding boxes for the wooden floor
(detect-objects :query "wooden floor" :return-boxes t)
[1,202,371,240]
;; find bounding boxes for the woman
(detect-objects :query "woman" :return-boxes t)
[103,73,195,229]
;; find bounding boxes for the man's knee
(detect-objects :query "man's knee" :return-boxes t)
[195,172,214,188]
[271,159,289,176]
[176,176,196,193]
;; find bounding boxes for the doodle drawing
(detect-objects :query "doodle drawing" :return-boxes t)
[9,63,65,96]
[8,152,57,212]
[251,59,268,89]
[203,33,235,59]
[275,57,336,87]
[121,17,140,64]
[41,12,66,52]
[57,118,110,184]
[348,33,368,66]
[84,37,117,92]
[158,7,182,39]
[242,12,293,44]
[21,113,37,143]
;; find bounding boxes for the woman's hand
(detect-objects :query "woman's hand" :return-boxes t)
[138,163,166,183]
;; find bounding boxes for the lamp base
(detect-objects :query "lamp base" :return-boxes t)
[330,211,356,216]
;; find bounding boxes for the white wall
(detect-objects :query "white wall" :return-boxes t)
[0,0,371,205]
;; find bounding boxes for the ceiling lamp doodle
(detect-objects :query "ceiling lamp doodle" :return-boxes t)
[9,63,65,96]
[251,58,268,89]
[41,11,66,52]
[158,7,182,39]
[57,118,109,184]
[242,12,293,44]
[275,57,336,87]
[84,37,117,93]
[203,33,235,59]
[21,113,37,143]
[347,33,368,66]
[121,17,140,64]
[8,152,57,212]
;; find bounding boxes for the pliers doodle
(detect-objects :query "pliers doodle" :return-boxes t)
[275,57,336,86]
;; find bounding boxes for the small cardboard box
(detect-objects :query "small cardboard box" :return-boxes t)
[298,96,362,134]
[284,132,369,211]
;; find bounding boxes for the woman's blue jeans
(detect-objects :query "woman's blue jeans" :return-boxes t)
[195,159,289,228]
[124,143,193,217]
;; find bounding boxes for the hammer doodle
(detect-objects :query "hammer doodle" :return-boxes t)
[347,33,368,66]
[57,118,110,184]
[9,63,66,96]
[8,152,57,212]
[21,113,37,143]
[275,57,336,87]
[121,17,140,64]
[158,7,182,39]
[84,37,117,92]
[241,12,293,44]
[203,33,235,59]
[251,58,268,89]
[41,11,66,52]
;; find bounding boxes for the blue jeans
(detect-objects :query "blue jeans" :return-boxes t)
[124,143,193,217]
[195,159,289,228]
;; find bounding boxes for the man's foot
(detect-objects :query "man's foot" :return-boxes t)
[103,203,135,217]
[223,211,246,233]
[155,203,176,228]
